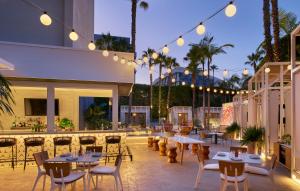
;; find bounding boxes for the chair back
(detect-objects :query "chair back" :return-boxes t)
[53,137,72,146]
[24,137,45,147]
[86,146,103,153]
[0,138,16,147]
[33,151,49,167]
[114,154,122,170]
[219,160,245,177]
[106,136,121,144]
[79,136,96,145]
[43,162,71,178]
[230,146,247,153]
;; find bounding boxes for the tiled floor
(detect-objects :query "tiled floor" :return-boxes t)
[0,136,299,191]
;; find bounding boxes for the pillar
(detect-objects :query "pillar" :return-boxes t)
[47,85,55,132]
[112,86,119,130]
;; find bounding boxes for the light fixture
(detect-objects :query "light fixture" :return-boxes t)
[226,90,229,94]
[102,50,109,57]
[150,65,155,71]
[243,68,249,76]
[160,74,165,79]
[207,88,210,92]
[88,41,96,50]
[182,81,186,86]
[199,86,203,90]
[265,67,271,73]
[191,84,195,88]
[232,91,235,95]
[177,36,185,47]
[241,91,244,95]
[113,54,119,62]
[143,56,149,63]
[184,69,189,75]
[246,90,249,94]
[120,58,126,64]
[220,90,224,94]
[225,1,237,17]
[172,78,176,83]
[152,52,158,59]
[162,45,169,55]
[137,59,143,65]
[196,23,206,35]
[214,89,217,93]
[40,12,52,26]
[237,91,240,95]
[167,68,172,73]
[69,29,79,41]
[203,69,208,76]
[223,69,229,77]
[149,70,153,74]
[133,113,136,117]
[288,64,292,70]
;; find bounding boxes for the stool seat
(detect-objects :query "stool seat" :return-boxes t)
[79,136,96,145]
[0,138,17,169]
[24,137,45,147]
[54,137,72,145]
[0,138,16,147]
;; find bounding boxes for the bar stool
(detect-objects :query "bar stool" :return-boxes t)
[79,136,96,154]
[0,138,17,169]
[105,135,121,164]
[53,137,72,157]
[24,137,45,170]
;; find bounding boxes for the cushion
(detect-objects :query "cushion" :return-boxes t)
[77,161,99,167]
[54,171,85,184]
[204,163,219,170]
[245,165,269,176]
[220,173,247,182]
[90,166,116,174]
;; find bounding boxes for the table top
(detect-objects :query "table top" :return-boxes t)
[169,135,205,144]
[207,132,224,136]
[46,153,104,163]
[212,152,262,164]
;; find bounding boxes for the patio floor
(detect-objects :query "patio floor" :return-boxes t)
[0,136,299,191]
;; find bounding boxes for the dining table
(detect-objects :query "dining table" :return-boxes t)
[212,151,262,164]
[207,132,224,144]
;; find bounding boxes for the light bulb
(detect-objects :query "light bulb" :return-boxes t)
[172,78,176,83]
[214,89,217,93]
[223,69,229,77]
[143,56,149,63]
[203,69,208,76]
[113,54,119,62]
[196,23,206,35]
[137,59,143,65]
[69,29,79,41]
[191,84,195,88]
[184,69,189,75]
[149,70,153,74]
[265,67,271,73]
[40,12,52,26]
[207,88,210,92]
[162,45,169,55]
[225,2,237,17]
[226,91,229,94]
[232,91,235,95]
[161,74,165,79]
[199,86,203,90]
[167,68,172,73]
[127,61,132,66]
[120,58,126,64]
[243,68,249,76]
[220,90,224,94]
[88,41,96,50]
[177,36,184,47]
[237,91,240,95]
[288,64,292,70]
[102,50,109,57]
[152,52,158,59]
[182,81,186,86]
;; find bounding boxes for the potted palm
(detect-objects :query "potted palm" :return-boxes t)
[225,122,241,140]
[240,127,264,154]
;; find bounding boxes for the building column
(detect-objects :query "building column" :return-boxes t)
[47,85,55,133]
[112,86,119,130]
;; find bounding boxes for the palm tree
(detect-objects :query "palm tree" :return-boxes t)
[141,48,155,126]
[279,9,299,35]
[95,32,114,50]
[245,49,265,72]
[155,53,166,122]
[271,0,280,62]
[165,57,179,112]
[210,64,219,87]
[128,0,149,126]
[0,74,14,115]
[263,0,274,62]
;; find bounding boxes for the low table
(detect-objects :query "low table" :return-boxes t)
[207,132,224,144]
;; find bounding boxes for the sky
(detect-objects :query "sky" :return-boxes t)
[94,0,300,85]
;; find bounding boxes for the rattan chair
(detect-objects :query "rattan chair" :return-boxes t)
[32,151,49,191]
[218,160,248,191]
[44,162,86,191]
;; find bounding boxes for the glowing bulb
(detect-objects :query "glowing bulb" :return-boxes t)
[203,69,208,76]
[172,78,176,83]
[149,70,153,74]
[196,23,206,35]
[167,68,172,73]
[241,91,244,95]
[223,69,229,77]
[237,91,240,95]
[214,89,217,93]
[113,54,119,62]
[226,91,229,94]
[243,68,249,76]
[220,90,224,94]
[69,29,79,41]
[143,56,149,63]
[246,91,249,94]
[199,86,203,90]
[102,50,109,57]
[88,41,96,50]
[162,45,169,55]
[207,88,210,92]
[40,12,52,26]
[120,58,126,64]
[152,52,158,59]
[137,59,143,65]
[191,84,195,88]
[265,67,271,73]
[184,69,189,75]
[225,2,237,17]
[288,64,292,70]
[161,74,165,79]
[177,36,185,47]
[127,61,132,66]
[182,81,186,86]
[150,65,155,71]
[232,91,235,95]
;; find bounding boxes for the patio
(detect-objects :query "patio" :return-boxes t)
[0,136,299,191]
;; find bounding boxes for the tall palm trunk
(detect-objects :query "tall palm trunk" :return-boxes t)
[271,0,280,62]
[202,64,206,129]
[192,73,196,128]
[167,73,172,121]
[253,63,257,72]
[263,0,274,62]
[207,60,211,130]
[150,72,153,127]
[158,63,162,123]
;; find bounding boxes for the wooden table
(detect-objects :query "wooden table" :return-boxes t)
[212,151,262,164]
[207,132,224,144]
[169,136,205,164]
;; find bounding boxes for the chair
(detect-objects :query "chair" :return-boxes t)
[76,146,103,169]
[44,162,86,191]
[53,137,72,157]
[230,146,248,155]
[105,136,121,163]
[79,136,96,154]
[0,138,17,169]
[89,154,123,190]
[24,137,45,170]
[218,160,248,191]
[32,151,49,191]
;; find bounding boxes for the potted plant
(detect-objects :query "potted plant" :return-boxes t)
[240,127,264,154]
[32,119,45,132]
[281,134,291,145]
[59,118,74,131]
[225,122,241,139]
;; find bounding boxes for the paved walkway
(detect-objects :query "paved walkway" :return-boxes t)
[0,136,299,191]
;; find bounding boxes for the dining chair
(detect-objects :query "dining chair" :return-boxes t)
[89,154,123,191]
[76,146,103,169]
[230,146,248,154]
[32,151,49,191]
[218,160,248,191]
[43,162,86,191]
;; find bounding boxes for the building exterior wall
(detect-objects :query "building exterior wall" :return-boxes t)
[120,106,150,126]
[168,106,192,126]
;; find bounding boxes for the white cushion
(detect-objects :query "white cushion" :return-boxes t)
[54,171,85,184]
[245,165,269,176]
[220,173,247,182]
[90,166,116,174]
[204,163,219,170]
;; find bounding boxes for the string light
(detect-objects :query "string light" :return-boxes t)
[199,86,203,90]
[40,12,52,26]
[88,41,96,50]
[167,68,172,73]
[177,36,185,47]
[143,56,149,63]
[152,52,158,59]
[223,69,229,78]
[203,69,208,76]
[214,89,217,93]
[237,91,240,95]
[226,90,230,94]
[288,64,292,70]
[120,58,126,64]
[191,84,195,88]
[161,74,165,79]
[113,54,119,62]
[137,59,143,65]
[231,91,235,95]
[69,29,79,41]
[172,78,176,83]
[150,65,155,71]
[182,81,186,86]
[196,23,206,35]
[149,70,153,74]
[127,61,132,66]
[184,69,190,75]
[207,88,211,92]
[243,68,249,76]
[102,50,109,57]
[220,90,224,94]
[265,67,271,73]
[225,1,237,17]
[162,45,169,55]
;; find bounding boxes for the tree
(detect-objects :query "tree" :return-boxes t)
[0,74,14,115]
[95,32,114,50]
[245,49,265,72]
[165,56,179,115]
[128,0,149,126]
[210,64,219,87]
[141,48,155,126]
[271,0,280,62]
[279,9,299,35]
[155,53,166,122]
[263,0,274,62]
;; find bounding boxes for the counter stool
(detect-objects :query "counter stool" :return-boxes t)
[24,137,45,170]
[53,137,72,157]
[79,136,96,154]
[0,138,17,169]
[105,135,121,164]
[167,146,177,163]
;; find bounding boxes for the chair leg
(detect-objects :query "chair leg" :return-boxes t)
[96,175,99,189]
[243,179,248,191]
[24,146,27,170]
[234,181,239,191]
[42,175,46,191]
[114,175,119,191]
[220,180,224,191]
[32,174,41,191]
[83,176,86,191]
[222,180,228,191]
[194,164,203,188]
[118,172,123,190]
[11,146,14,169]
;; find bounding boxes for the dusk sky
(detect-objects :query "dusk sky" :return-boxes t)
[94,0,300,84]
